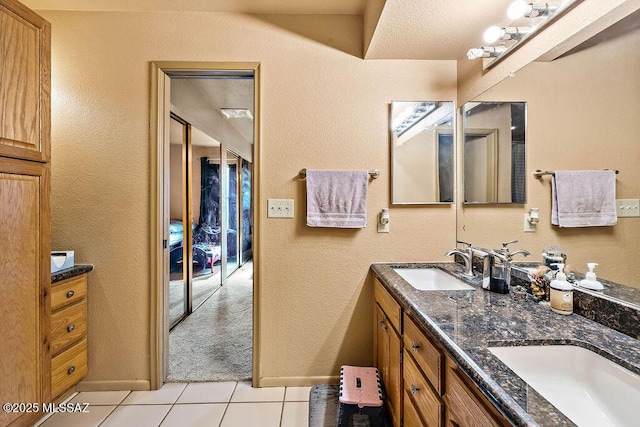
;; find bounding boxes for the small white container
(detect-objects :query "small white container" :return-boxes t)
[51,251,74,273]
[550,263,573,315]
[579,263,604,290]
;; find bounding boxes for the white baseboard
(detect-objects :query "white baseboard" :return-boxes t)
[258,375,339,387]
[75,379,151,392]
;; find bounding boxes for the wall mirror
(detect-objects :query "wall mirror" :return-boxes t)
[462,101,526,204]
[390,101,454,205]
[456,10,640,305]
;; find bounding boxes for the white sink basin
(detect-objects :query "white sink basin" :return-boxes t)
[392,268,474,291]
[489,345,640,427]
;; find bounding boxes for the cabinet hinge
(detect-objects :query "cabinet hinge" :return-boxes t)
[163,239,168,249]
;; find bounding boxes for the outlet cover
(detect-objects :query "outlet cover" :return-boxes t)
[616,199,640,218]
[524,213,536,232]
[268,199,294,218]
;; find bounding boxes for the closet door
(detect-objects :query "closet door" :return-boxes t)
[0,0,50,162]
[0,158,50,427]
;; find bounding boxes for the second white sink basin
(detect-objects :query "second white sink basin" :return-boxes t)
[489,345,640,427]
[392,268,474,291]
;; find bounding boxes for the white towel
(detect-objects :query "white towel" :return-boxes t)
[306,170,368,228]
[551,170,617,227]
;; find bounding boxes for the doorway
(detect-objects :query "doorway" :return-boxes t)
[150,63,260,388]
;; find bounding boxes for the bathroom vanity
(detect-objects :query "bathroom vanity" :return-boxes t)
[371,262,640,426]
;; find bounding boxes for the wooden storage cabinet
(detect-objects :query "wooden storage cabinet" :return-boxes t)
[50,274,89,400]
[0,1,51,425]
[373,278,402,427]
[0,0,51,163]
[0,158,50,427]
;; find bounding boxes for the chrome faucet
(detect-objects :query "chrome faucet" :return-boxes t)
[487,240,531,293]
[445,240,475,277]
[492,240,531,262]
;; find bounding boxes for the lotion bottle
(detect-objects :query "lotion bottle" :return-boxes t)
[578,263,604,290]
[550,263,573,315]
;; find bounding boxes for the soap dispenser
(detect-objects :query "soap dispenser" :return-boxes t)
[550,263,573,315]
[579,263,604,290]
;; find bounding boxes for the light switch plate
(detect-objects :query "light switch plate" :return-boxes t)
[268,199,294,218]
[616,199,640,217]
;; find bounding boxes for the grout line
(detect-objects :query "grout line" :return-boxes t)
[95,405,119,427]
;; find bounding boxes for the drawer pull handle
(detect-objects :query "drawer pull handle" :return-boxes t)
[66,290,75,298]
[67,324,76,333]
[411,342,420,351]
[67,366,76,375]
[411,385,419,396]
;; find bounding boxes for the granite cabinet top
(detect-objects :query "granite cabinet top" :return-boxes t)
[51,264,94,283]
[371,262,640,427]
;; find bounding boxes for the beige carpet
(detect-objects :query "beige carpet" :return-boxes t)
[167,261,253,382]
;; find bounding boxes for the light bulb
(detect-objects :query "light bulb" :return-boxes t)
[484,26,506,44]
[507,0,531,20]
[467,48,485,60]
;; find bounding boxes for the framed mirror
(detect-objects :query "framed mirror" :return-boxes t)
[390,101,455,205]
[462,101,526,204]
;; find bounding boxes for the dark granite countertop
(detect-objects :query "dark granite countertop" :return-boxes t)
[51,264,94,283]
[371,262,640,427]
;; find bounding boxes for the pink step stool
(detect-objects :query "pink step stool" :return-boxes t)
[338,366,385,427]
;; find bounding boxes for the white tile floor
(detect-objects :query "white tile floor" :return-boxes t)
[34,382,311,427]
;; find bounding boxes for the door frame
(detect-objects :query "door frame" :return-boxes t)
[150,61,261,389]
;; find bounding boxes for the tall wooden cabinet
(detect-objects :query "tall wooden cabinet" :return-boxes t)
[0,1,51,426]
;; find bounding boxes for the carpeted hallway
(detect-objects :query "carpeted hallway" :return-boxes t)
[167,261,253,382]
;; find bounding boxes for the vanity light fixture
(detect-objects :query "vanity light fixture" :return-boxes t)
[507,1,558,20]
[466,46,507,60]
[483,26,531,44]
[220,108,253,120]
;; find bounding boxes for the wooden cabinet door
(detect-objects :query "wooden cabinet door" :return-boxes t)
[0,158,50,427]
[374,304,389,386]
[387,324,401,427]
[0,0,50,162]
[374,303,402,426]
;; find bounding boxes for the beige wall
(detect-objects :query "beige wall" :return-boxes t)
[458,26,640,286]
[45,10,457,387]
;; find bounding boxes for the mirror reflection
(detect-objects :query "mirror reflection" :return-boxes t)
[456,11,640,304]
[462,101,526,204]
[391,101,454,204]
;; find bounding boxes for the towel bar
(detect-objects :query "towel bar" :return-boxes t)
[299,168,380,179]
[533,169,619,179]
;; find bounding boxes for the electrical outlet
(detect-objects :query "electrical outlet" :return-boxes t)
[524,213,536,232]
[616,199,640,217]
[268,199,294,218]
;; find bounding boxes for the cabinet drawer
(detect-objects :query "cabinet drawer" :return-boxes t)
[51,338,87,398]
[403,389,426,427]
[404,350,442,427]
[374,277,401,332]
[404,314,442,394]
[51,300,86,355]
[446,359,502,427]
[51,275,87,310]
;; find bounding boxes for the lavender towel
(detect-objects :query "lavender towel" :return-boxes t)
[306,170,368,228]
[551,170,617,227]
